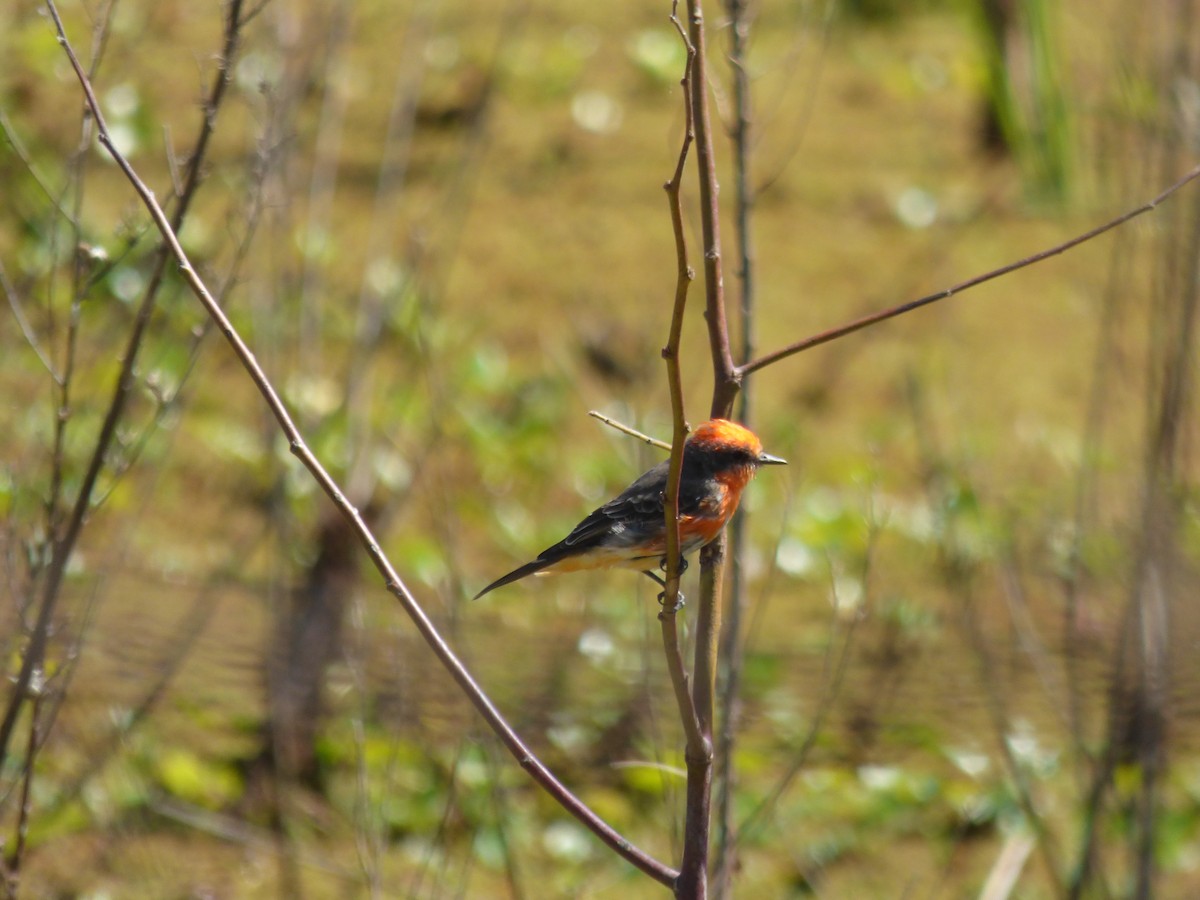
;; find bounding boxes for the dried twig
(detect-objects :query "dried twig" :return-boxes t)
[588,410,673,451]
[659,0,704,764]
[739,161,1200,377]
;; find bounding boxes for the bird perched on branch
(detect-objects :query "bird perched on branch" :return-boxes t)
[474,419,786,601]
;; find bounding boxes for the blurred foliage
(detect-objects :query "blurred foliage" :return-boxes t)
[963,0,1077,202]
[1,0,1199,896]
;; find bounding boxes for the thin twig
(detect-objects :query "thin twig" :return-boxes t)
[342,0,433,410]
[3,688,41,886]
[904,374,1066,894]
[737,569,862,842]
[588,410,673,451]
[690,3,738,414]
[0,0,114,780]
[659,2,704,761]
[42,1,676,886]
[0,262,58,380]
[297,3,354,368]
[151,796,361,881]
[752,0,836,197]
[0,0,247,776]
[678,0,734,894]
[740,160,1200,377]
[1060,227,1130,780]
[714,0,756,892]
[0,108,79,228]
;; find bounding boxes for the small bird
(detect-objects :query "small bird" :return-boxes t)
[474,419,786,601]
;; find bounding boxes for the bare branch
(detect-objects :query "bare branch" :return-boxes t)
[587,410,673,451]
[0,109,79,228]
[679,0,730,894]
[659,1,703,757]
[714,0,756,892]
[0,262,59,381]
[41,0,676,886]
[0,0,250,777]
[740,161,1200,377]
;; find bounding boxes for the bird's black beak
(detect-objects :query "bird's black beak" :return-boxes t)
[758,451,787,466]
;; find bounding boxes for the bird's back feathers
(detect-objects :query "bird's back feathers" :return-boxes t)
[473,419,782,599]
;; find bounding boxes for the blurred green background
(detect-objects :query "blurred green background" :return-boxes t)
[3,0,1200,896]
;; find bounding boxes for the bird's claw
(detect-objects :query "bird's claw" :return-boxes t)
[657,589,686,615]
[643,568,684,613]
[659,555,688,576]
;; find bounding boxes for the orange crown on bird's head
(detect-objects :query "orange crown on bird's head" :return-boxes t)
[687,418,765,456]
[685,419,788,470]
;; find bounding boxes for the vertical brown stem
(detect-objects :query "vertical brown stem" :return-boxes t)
[687,0,738,412]
[660,7,699,710]
[714,0,754,892]
[676,0,738,894]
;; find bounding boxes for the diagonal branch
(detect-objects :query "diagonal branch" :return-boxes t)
[0,0,246,774]
[739,161,1200,377]
[41,0,676,887]
[588,410,672,451]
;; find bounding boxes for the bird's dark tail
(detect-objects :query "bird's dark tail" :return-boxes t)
[473,559,553,600]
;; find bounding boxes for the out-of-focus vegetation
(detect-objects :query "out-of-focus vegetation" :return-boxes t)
[2,0,1200,896]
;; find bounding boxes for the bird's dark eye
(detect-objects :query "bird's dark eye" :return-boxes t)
[711,447,756,468]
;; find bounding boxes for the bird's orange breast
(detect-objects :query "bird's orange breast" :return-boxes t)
[680,470,751,546]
